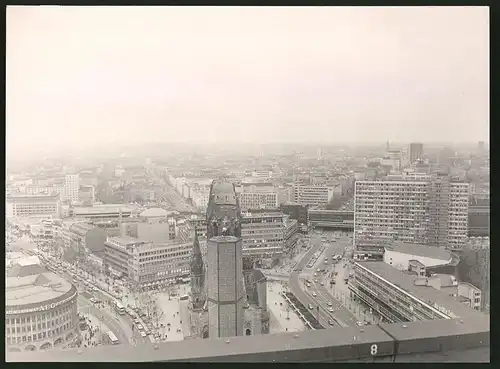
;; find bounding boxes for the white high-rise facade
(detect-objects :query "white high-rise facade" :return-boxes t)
[354,174,469,257]
[64,174,80,203]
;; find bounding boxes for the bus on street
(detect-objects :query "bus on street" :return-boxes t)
[113,301,126,315]
[107,331,120,345]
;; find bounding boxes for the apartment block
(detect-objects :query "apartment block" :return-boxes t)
[354,174,469,257]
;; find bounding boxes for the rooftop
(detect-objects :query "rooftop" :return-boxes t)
[384,243,451,262]
[139,207,169,218]
[106,235,146,245]
[6,316,489,362]
[6,271,73,308]
[357,261,485,319]
[7,193,60,202]
[73,205,135,215]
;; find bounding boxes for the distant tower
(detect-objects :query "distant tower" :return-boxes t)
[206,236,245,338]
[190,230,206,310]
[317,147,322,161]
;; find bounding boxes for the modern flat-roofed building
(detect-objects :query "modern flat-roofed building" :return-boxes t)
[104,235,191,284]
[68,222,107,253]
[241,210,284,260]
[235,183,279,211]
[354,174,469,258]
[71,204,136,223]
[281,202,309,233]
[349,261,485,324]
[382,242,459,276]
[293,183,335,206]
[6,193,61,219]
[238,192,279,211]
[25,185,67,201]
[308,209,354,231]
[468,197,490,237]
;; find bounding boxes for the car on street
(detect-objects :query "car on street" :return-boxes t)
[313,273,318,277]
[133,318,141,324]
[308,304,314,310]
[140,332,147,338]
[312,292,317,297]
[314,279,319,283]
[328,307,334,312]
[320,282,324,286]
[137,324,144,330]
[328,319,335,326]
[356,321,364,327]
[327,301,332,307]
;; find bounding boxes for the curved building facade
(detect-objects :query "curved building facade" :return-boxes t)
[6,271,79,352]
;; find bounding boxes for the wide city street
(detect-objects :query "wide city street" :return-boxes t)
[289,230,360,328]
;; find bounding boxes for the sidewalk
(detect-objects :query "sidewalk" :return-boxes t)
[267,282,306,333]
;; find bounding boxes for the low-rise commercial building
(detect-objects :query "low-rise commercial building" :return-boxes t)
[6,193,62,219]
[71,204,136,224]
[68,223,107,253]
[382,242,459,276]
[349,261,485,324]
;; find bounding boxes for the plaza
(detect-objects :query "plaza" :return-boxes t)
[267,282,307,333]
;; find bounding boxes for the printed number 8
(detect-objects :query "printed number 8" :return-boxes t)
[370,344,378,356]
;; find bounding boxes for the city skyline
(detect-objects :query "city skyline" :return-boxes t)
[7,6,489,156]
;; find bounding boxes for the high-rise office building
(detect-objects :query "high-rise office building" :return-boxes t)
[409,142,424,164]
[354,173,469,257]
[64,174,80,203]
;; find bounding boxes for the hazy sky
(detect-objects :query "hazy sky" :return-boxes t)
[7,6,489,157]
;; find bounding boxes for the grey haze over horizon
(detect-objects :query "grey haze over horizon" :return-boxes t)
[7,6,489,158]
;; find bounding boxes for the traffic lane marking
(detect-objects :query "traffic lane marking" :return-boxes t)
[317,286,357,324]
[302,288,341,327]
